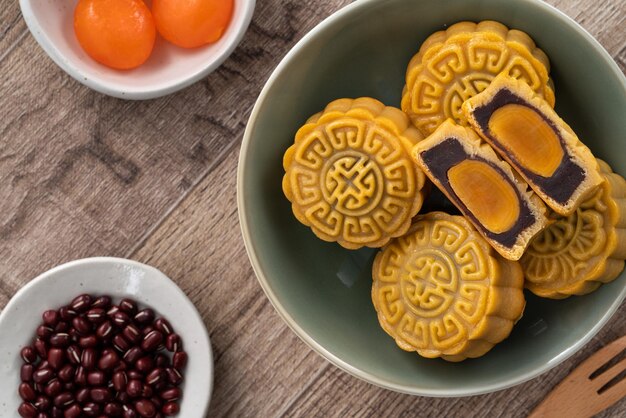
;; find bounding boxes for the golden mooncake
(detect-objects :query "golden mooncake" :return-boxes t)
[283,97,426,249]
[412,119,548,260]
[401,20,554,136]
[372,212,525,362]
[463,74,604,215]
[521,160,626,298]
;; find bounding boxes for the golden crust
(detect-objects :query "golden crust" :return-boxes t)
[401,20,554,136]
[283,97,426,249]
[371,212,525,361]
[521,160,626,298]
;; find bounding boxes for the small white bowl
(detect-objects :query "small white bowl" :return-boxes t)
[0,257,213,416]
[19,0,255,100]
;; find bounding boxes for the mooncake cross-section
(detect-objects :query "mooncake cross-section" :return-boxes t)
[372,212,526,362]
[401,20,554,136]
[521,160,626,298]
[463,74,603,215]
[412,120,548,260]
[283,97,427,249]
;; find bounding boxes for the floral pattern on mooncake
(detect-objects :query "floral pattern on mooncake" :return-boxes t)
[521,160,626,298]
[283,98,426,249]
[372,212,525,361]
[401,20,554,136]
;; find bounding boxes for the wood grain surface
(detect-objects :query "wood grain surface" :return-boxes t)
[1,0,625,417]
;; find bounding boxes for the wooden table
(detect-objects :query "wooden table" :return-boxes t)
[1,0,625,416]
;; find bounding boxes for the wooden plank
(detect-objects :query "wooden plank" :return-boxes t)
[0,0,351,307]
[0,1,27,63]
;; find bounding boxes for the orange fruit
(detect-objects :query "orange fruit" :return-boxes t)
[152,0,234,49]
[74,0,156,70]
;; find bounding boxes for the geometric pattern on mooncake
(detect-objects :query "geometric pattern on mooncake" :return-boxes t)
[463,74,604,216]
[412,120,548,261]
[283,97,427,249]
[521,160,626,299]
[372,212,525,362]
[401,20,555,136]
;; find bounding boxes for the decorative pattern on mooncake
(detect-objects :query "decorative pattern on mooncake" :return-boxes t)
[521,160,626,299]
[283,97,426,249]
[372,212,525,362]
[401,20,554,136]
[463,74,603,215]
[412,119,548,260]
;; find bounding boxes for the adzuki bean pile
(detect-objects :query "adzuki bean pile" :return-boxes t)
[18,294,187,418]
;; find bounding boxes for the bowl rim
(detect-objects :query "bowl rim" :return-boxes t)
[0,256,214,414]
[237,0,626,397]
[18,0,256,100]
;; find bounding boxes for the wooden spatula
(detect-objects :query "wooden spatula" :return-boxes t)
[529,335,626,418]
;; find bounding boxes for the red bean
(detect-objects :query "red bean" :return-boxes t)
[49,333,71,348]
[154,354,169,368]
[18,402,38,418]
[34,395,51,410]
[74,366,87,386]
[161,402,179,416]
[165,334,181,353]
[136,356,154,373]
[141,385,153,398]
[37,325,54,340]
[51,406,63,418]
[70,294,92,312]
[63,403,81,418]
[57,365,74,382]
[79,335,98,348]
[76,387,90,403]
[44,379,63,398]
[114,334,131,352]
[53,392,74,408]
[159,387,180,402]
[165,368,182,386]
[33,368,54,384]
[21,346,37,363]
[91,295,112,309]
[54,322,70,333]
[145,368,164,386]
[128,370,143,380]
[96,321,114,340]
[113,311,131,327]
[86,308,106,323]
[99,349,120,370]
[141,331,163,352]
[153,319,172,336]
[48,348,65,370]
[34,339,47,358]
[105,402,124,416]
[113,371,128,391]
[19,382,37,401]
[120,299,138,315]
[58,307,76,321]
[81,348,96,370]
[87,371,106,386]
[123,405,138,418]
[124,347,143,364]
[66,345,81,365]
[42,310,60,327]
[72,317,91,335]
[134,309,154,325]
[123,325,142,344]
[90,387,112,403]
[134,399,157,418]
[82,402,101,416]
[172,351,187,370]
[127,379,143,398]
[21,364,34,382]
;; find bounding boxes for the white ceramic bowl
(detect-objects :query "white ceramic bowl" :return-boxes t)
[0,257,213,416]
[19,0,255,100]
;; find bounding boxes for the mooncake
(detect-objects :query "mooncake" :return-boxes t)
[283,97,427,249]
[521,160,626,298]
[412,120,548,260]
[463,74,603,215]
[372,212,525,362]
[401,20,554,136]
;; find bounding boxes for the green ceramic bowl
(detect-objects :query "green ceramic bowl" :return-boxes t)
[238,0,626,396]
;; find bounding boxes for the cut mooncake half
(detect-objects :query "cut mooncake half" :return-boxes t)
[463,74,604,215]
[283,97,427,249]
[412,119,548,260]
[372,212,526,362]
[401,20,554,136]
[521,160,626,298]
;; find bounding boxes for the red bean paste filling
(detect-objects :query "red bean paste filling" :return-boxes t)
[420,137,537,248]
[471,88,585,205]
